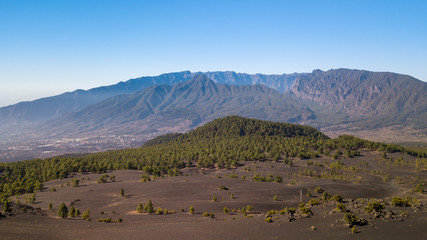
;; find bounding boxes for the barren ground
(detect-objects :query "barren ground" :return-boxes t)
[1,150,426,240]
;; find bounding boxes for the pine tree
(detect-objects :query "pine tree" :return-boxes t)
[68,205,75,217]
[57,203,68,218]
[136,203,143,213]
[144,200,154,214]
[82,208,90,220]
[3,200,11,213]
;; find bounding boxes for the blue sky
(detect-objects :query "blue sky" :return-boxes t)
[1,0,426,107]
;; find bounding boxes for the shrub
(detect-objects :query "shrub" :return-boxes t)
[392,197,408,207]
[189,206,194,214]
[299,206,312,215]
[223,206,229,214]
[72,179,80,187]
[331,194,343,202]
[219,185,229,190]
[48,202,52,210]
[307,198,320,206]
[343,213,359,227]
[82,209,90,220]
[265,217,273,223]
[322,191,330,201]
[315,187,323,193]
[413,183,424,193]
[3,200,11,213]
[288,208,296,215]
[335,203,346,212]
[156,208,163,214]
[212,196,217,202]
[267,210,278,215]
[98,218,112,223]
[307,190,312,197]
[364,201,385,214]
[141,175,151,182]
[97,174,109,184]
[203,212,214,218]
[392,196,416,207]
[273,195,278,201]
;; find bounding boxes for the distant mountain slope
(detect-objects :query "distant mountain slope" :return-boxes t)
[0,71,299,125]
[42,75,314,138]
[290,69,427,130]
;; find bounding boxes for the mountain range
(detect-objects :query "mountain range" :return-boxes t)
[0,68,426,161]
[41,75,313,138]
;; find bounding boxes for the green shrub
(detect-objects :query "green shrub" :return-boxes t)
[288,208,296,215]
[392,197,408,207]
[299,206,313,215]
[82,209,90,220]
[307,198,320,206]
[189,206,194,214]
[343,213,359,227]
[413,183,424,193]
[265,217,273,223]
[98,218,112,223]
[335,203,346,212]
[223,206,229,214]
[156,208,163,214]
[315,187,323,193]
[322,191,330,201]
[203,212,214,218]
[140,175,151,182]
[331,194,343,202]
[364,201,385,213]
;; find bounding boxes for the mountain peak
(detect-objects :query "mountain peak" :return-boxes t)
[192,74,210,82]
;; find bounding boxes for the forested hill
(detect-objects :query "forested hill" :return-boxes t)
[146,116,329,145]
[1,116,426,201]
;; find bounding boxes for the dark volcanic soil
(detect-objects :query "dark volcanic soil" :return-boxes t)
[1,151,426,239]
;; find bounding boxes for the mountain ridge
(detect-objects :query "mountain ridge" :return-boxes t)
[40,75,313,138]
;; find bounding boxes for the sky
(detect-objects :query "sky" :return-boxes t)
[1,0,426,107]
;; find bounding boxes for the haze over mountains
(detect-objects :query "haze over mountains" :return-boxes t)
[42,75,313,138]
[0,68,426,161]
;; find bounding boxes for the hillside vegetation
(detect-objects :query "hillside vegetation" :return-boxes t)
[1,116,426,202]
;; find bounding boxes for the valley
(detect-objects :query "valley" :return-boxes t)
[0,69,426,162]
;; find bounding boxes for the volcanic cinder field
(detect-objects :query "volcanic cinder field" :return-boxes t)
[1,150,426,240]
